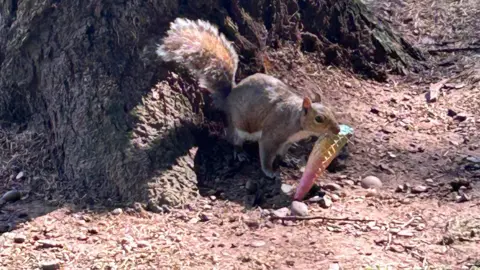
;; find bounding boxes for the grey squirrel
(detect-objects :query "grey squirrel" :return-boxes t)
[156,18,340,178]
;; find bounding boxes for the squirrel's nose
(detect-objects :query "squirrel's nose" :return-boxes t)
[332,125,341,134]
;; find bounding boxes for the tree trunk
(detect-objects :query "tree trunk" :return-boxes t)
[0,0,425,208]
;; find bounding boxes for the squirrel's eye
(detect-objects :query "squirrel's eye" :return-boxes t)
[315,116,323,123]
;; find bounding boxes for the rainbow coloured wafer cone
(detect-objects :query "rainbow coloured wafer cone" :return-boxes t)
[293,124,354,201]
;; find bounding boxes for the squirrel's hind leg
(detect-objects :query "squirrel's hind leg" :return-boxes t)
[227,125,250,163]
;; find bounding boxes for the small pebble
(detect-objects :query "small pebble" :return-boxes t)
[146,202,163,213]
[15,171,25,180]
[466,156,480,163]
[112,208,123,215]
[199,213,210,222]
[37,240,63,248]
[250,240,266,248]
[291,201,309,216]
[381,126,396,134]
[395,185,405,193]
[161,205,171,213]
[327,226,343,233]
[425,178,434,184]
[456,193,471,203]
[365,189,378,197]
[0,190,22,203]
[280,184,294,195]
[416,224,426,231]
[308,196,322,202]
[77,234,88,241]
[319,195,333,209]
[14,234,26,243]
[329,263,341,270]
[445,83,466,89]
[361,176,382,189]
[447,109,457,117]
[87,227,99,234]
[387,152,397,158]
[331,194,340,202]
[260,208,271,217]
[411,185,428,194]
[137,241,150,248]
[367,221,376,227]
[397,230,414,237]
[323,183,342,191]
[389,228,401,234]
[389,245,406,253]
[343,180,355,186]
[40,261,61,270]
[132,202,144,212]
[399,198,411,204]
[272,207,290,218]
[454,114,467,122]
[188,217,199,224]
[244,218,260,229]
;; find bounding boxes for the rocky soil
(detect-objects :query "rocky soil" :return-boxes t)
[1,0,480,269]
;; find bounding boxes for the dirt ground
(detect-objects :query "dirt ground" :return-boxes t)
[1,0,480,269]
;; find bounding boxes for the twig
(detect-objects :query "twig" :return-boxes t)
[401,216,416,229]
[383,222,392,251]
[385,233,393,251]
[270,215,375,222]
[428,46,480,53]
[410,250,430,266]
[458,237,480,242]
[469,202,480,208]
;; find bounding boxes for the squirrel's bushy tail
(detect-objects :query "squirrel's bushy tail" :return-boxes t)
[157,18,239,100]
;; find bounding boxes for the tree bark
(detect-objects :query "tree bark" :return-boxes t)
[298,0,426,80]
[0,0,426,208]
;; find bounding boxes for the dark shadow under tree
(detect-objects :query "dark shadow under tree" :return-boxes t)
[0,0,426,208]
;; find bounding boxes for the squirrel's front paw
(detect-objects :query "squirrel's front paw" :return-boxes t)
[276,157,298,169]
[262,168,280,179]
[234,149,250,163]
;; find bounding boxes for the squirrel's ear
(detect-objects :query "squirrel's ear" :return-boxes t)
[302,97,312,114]
[313,92,322,103]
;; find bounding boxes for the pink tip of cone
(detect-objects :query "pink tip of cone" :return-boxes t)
[293,169,317,201]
